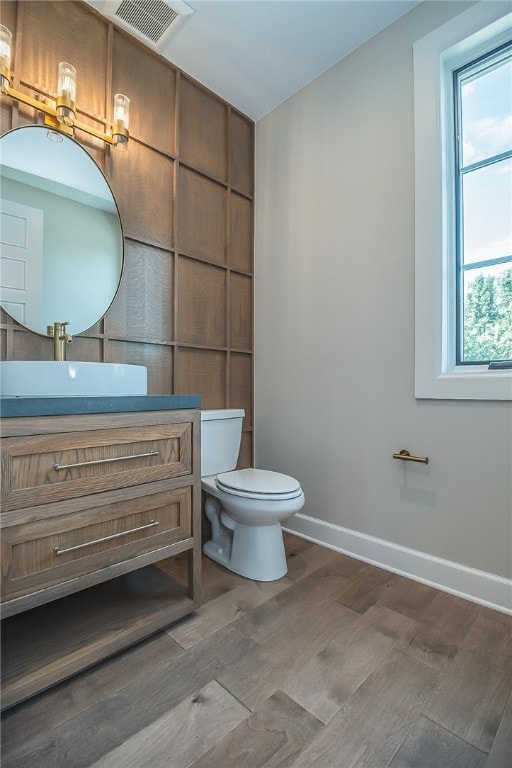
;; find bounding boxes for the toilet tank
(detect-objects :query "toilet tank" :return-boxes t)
[201,409,245,476]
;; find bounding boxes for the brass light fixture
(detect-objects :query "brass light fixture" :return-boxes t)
[0,24,130,149]
[56,62,76,127]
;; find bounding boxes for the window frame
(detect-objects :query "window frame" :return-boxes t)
[454,42,512,366]
[414,2,512,400]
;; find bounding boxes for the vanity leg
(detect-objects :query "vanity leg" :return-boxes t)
[187,546,201,607]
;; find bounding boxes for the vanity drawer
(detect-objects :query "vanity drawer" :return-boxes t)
[1,487,191,601]
[1,423,192,512]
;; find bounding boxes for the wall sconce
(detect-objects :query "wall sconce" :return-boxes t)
[0,24,130,149]
[56,62,76,127]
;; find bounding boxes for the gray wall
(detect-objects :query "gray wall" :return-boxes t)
[254,1,511,592]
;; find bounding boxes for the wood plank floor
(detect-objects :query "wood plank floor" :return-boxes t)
[1,534,511,768]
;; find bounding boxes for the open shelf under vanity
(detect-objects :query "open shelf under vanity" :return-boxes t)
[1,565,192,710]
[0,402,202,711]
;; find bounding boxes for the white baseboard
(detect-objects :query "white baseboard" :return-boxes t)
[283,513,512,616]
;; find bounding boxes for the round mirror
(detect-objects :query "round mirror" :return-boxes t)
[0,125,123,336]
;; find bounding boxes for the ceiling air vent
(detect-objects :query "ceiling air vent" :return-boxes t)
[100,0,194,51]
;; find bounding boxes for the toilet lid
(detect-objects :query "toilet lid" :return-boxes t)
[215,468,302,500]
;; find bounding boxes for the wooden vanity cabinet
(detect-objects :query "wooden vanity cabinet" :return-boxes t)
[0,408,201,710]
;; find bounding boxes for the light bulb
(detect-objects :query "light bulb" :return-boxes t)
[56,62,76,126]
[112,94,129,151]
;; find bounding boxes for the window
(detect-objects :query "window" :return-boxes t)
[455,44,512,366]
[414,3,512,399]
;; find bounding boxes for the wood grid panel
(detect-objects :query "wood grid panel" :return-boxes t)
[177,167,226,264]
[105,341,173,396]
[112,30,176,154]
[177,258,226,348]
[20,1,108,122]
[1,99,12,136]
[179,77,227,181]
[175,348,226,410]
[1,308,14,327]
[6,329,102,362]
[1,0,254,465]
[230,193,252,273]
[105,241,174,343]
[1,101,35,134]
[85,318,103,336]
[230,273,252,351]
[237,431,253,469]
[0,330,6,360]
[230,111,253,196]
[229,353,253,428]
[109,143,175,248]
[0,2,16,44]
[9,330,55,361]
[66,337,103,362]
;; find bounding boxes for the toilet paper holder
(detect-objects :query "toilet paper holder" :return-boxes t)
[392,449,429,465]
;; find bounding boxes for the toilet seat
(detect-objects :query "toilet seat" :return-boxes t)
[215,468,302,501]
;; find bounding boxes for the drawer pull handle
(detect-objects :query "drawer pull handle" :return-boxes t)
[54,450,160,471]
[54,520,159,556]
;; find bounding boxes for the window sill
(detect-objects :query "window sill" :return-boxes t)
[415,367,512,401]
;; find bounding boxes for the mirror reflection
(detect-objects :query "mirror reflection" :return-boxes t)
[0,125,123,336]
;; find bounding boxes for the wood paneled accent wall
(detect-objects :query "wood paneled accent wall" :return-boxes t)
[0,1,254,466]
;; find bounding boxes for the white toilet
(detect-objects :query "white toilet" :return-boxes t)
[201,409,305,581]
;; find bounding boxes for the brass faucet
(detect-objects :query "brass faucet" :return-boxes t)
[47,322,73,361]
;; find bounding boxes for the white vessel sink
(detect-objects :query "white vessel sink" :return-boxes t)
[0,361,147,397]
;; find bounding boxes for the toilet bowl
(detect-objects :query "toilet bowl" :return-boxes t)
[201,410,305,581]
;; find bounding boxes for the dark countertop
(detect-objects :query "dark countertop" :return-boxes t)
[0,394,201,418]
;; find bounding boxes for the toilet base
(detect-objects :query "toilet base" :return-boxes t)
[203,521,288,582]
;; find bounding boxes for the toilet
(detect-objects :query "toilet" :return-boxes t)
[201,409,305,581]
